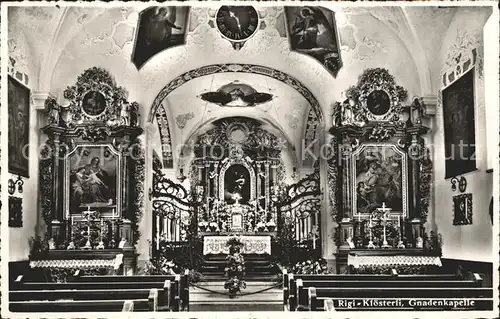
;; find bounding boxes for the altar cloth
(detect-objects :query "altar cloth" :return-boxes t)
[30,254,123,270]
[348,254,442,268]
[203,236,271,255]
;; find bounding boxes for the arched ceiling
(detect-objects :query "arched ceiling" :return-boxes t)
[162,72,311,149]
[8,4,460,154]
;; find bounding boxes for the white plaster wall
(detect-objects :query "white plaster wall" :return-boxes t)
[430,8,493,263]
[7,23,43,262]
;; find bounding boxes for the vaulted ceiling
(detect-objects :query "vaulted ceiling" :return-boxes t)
[8,5,466,162]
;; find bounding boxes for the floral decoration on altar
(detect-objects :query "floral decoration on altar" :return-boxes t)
[290,258,331,275]
[224,236,246,298]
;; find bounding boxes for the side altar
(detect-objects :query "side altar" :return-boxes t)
[34,68,144,279]
[329,68,438,273]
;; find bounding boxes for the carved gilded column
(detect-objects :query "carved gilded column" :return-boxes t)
[265,161,270,220]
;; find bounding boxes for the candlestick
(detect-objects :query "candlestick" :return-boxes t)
[397,214,405,249]
[367,215,375,249]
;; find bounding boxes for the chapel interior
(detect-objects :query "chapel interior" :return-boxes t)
[4,4,498,313]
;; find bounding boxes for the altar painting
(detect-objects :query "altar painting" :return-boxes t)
[353,145,406,215]
[66,145,120,214]
[442,69,476,178]
[223,164,251,204]
[8,75,30,177]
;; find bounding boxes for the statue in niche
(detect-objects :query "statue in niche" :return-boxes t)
[45,97,62,126]
[224,164,251,205]
[119,99,131,126]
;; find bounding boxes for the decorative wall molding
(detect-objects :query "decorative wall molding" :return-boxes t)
[441,31,481,88]
[32,91,57,111]
[418,95,437,117]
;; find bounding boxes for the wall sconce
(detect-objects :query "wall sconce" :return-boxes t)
[8,175,24,195]
[177,166,187,183]
[450,176,467,193]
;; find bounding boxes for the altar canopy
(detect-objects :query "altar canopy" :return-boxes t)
[203,236,271,255]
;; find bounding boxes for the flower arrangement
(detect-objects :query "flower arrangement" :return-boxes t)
[224,237,246,298]
[209,221,218,232]
[266,220,276,232]
[255,221,266,232]
[144,256,180,275]
[290,258,331,275]
[198,221,208,231]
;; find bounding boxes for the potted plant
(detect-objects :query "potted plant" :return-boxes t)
[256,221,266,232]
[209,221,218,232]
[266,220,276,232]
[198,221,208,232]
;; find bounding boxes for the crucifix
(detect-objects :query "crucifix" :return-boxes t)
[377,202,392,249]
[82,207,95,250]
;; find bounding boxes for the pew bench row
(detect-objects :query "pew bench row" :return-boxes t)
[10,271,190,312]
[282,269,488,311]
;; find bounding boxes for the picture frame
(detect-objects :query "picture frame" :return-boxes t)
[8,75,30,178]
[8,196,23,228]
[132,6,190,69]
[350,144,408,218]
[442,68,477,179]
[284,6,342,76]
[64,144,122,218]
[453,193,473,226]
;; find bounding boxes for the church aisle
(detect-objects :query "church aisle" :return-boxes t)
[190,280,283,312]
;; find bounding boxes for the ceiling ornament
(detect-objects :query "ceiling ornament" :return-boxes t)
[199,81,273,107]
[149,64,324,152]
[441,31,481,88]
[284,6,343,77]
[176,112,195,130]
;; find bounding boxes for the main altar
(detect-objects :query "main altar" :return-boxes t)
[150,117,322,262]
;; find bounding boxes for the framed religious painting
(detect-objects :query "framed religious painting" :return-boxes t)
[64,144,122,218]
[351,144,408,218]
[442,68,476,178]
[132,6,190,69]
[8,75,30,177]
[284,6,342,76]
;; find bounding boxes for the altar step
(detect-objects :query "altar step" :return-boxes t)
[190,280,283,312]
[200,254,278,277]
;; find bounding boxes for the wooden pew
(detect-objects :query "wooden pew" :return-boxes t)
[11,281,171,312]
[10,299,151,312]
[283,271,477,306]
[297,279,493,311]
[13,271,189,312]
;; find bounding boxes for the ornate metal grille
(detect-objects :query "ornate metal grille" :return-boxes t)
[150,171,201,255]
[276,169,322,259]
